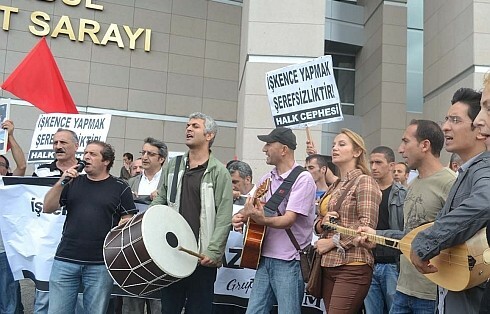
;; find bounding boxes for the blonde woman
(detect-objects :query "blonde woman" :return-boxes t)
[313,128,381,313]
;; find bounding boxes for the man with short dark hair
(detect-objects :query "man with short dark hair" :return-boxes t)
[232,127,316,314]
[365,146,407,314]
[410,88,490,314]
[393,162,409,187]
[357,119,456,313]
[305,154,330,199]
[130,158,143,177]
[120,152,133,180]
[43,140,137,314]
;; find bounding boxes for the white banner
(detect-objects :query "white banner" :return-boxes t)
[265,55,343,129]
[214,205,326,313]
[0,178,325,311]
[0,176,62,289]
[28,113,112,163]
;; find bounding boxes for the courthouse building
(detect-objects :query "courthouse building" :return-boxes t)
[0,0,488,175]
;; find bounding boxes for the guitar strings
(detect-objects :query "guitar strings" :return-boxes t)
[322,223,485,268]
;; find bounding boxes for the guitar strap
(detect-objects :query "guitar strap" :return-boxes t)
[169,155,182,203]
[263,165,305,215]
[263,165,308,251]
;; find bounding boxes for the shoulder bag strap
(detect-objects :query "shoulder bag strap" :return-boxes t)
[169,155,183,203]
[286,174,359,250]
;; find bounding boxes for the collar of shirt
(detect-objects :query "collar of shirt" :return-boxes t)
[138,168,162,195]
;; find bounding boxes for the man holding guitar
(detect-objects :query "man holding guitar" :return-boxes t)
[232,127,316,314]
[410,88,490,314]
[357,119,456,313]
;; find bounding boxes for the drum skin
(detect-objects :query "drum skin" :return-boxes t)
[103,205,198,296]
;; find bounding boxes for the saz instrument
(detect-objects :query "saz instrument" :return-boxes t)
[239,178,271,270]
[323,221,490,291]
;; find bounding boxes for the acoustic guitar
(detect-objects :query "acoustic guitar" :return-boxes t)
[239,178,271,270]
[323,221,490,291]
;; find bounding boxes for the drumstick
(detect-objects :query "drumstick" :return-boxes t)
[178,246,205,259]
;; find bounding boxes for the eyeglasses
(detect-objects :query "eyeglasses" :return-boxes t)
[439,116,472,127]
[140,150,160,157]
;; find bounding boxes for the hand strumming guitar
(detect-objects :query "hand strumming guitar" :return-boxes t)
[410,248,438,274]
[231,196,265,233]
[243,196,266,225]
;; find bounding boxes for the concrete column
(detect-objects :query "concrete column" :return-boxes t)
[237,0,325,175]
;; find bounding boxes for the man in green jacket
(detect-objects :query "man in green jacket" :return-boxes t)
[151,112,233,314]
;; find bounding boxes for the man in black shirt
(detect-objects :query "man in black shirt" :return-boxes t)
[43,140,137,314]
[365,146,407,313]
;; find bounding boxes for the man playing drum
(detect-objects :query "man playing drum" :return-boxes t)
[151,112,233,314]
[43,140,137,314]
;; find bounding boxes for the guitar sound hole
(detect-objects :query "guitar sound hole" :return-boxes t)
[166,232,178,248]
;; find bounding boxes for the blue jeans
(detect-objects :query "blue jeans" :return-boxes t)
[48,260,113,314]
[246,257,303,314]
[390,291,435,314]
[160,265,217,314]
[34,289,49,314]
[365,263,399,314]
[0,252,20,314]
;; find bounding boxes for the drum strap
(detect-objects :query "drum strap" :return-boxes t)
[170,155,183,203]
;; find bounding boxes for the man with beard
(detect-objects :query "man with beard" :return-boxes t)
[43,140,136,313]
[151,112,232,314]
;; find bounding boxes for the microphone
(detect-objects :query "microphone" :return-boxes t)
[60,160,87,186]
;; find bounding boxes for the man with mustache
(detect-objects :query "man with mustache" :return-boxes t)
[34,128,80,178]
[32,128,81,314]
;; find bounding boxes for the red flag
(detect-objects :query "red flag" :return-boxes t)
[1,37,78,114]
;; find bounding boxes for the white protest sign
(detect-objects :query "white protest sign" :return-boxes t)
[28,113,112,163]
[265,55,343,128]
[0,177,63,285]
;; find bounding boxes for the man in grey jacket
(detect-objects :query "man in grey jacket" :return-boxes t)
[410,88,490,314]
[365,146,407,313]
[122,137,167,314]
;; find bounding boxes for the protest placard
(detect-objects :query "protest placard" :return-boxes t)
[265,55,343,129]
[28,113,111,163]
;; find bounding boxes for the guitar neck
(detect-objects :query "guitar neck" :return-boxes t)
[323,222,400,250]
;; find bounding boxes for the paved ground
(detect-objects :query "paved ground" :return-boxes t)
[20,279,35,313]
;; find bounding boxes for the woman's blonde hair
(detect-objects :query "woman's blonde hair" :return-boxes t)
[339,128,371,175]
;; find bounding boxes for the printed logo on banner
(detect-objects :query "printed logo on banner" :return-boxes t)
[28,113,112,163]
[31,197,65,217]
[265,55,343,129]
